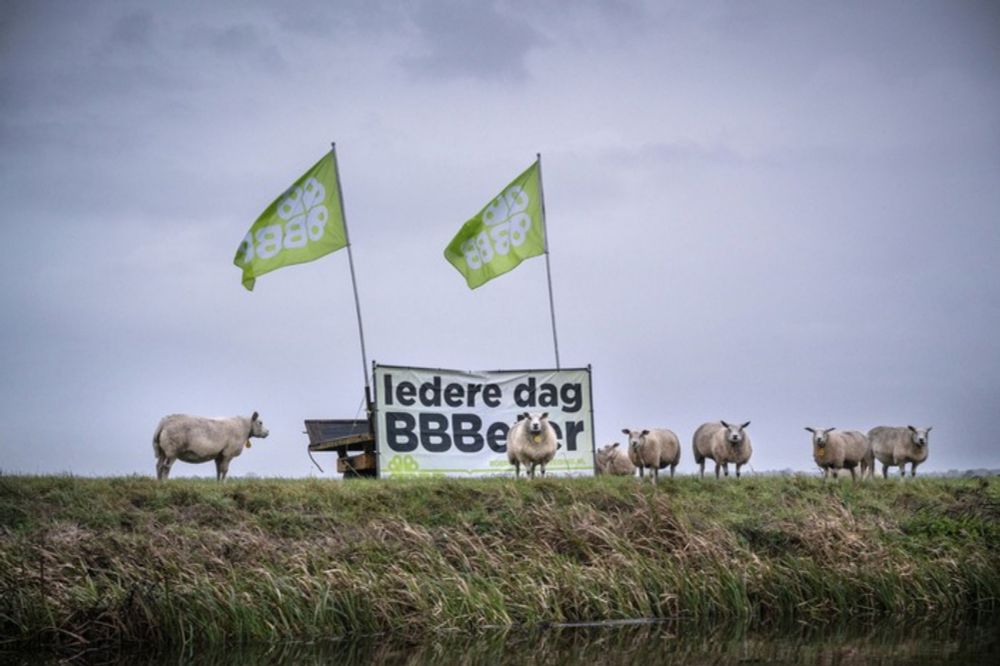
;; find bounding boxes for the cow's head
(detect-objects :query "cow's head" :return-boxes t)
[250,411,269,438]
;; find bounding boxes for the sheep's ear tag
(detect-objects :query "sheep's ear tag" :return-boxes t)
[817,446,824,455]
[533,435,541,444]
[245,440,252,449]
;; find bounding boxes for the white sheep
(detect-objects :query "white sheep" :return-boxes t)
[692,420,753,479]
[805,427,872,481]
[595,442,637,476]
[506,412,558,479]
[868,425,932,478]
[153,412,269,480]
[621,428,681,483]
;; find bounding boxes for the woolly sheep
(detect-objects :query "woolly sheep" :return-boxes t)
[692,420,753,479]
[805,427,872,481]
[153,412,269,481]
[506,412,558,479]
[595,442,637,476]
[621,428,681,483]
[868,425,932,478]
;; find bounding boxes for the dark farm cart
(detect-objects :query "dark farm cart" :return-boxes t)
[304,418,377,478]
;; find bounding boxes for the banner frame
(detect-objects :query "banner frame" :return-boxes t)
[371,361,596,478]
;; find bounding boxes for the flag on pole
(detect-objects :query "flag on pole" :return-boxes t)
[234,151,347,290]
[444,159,546,289]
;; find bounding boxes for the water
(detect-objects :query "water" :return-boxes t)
[5,618,998,664]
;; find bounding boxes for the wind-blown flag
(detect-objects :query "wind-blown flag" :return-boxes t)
[444,159,546,289]
[234,151,347,290]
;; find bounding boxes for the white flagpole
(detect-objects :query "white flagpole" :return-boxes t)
[330,142,372,401]
[536,152,561,369]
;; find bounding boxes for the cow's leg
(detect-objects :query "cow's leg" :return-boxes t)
[157,456,174,480]
[215,456,230,482]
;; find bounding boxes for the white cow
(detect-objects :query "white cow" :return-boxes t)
[153,412,269,480]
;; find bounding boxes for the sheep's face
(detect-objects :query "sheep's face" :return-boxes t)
[908,426,932,448]
[805,427,834,448]
[622,429,649,455]
[720,420,750,447]
[526,412,549,436]
[596,443,619,471]
[250,411,269,438]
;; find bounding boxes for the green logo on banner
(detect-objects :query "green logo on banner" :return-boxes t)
[387,454,421,475]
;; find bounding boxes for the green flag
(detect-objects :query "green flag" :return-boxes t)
[234,151,347,291]
[444,159,546,289]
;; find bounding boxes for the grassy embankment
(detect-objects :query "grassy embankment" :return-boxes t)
[0,474,997,648]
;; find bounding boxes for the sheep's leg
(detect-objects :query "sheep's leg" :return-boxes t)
[849,466,858,482]
[910,462,919,478]
[651,467,658,485]
[736,463,742,479]
[714,462,721,479]
[722,463,729,477]
[540,463,546,478]
[528,463,536,479]
[670,463,676,478]
[698,459,705,479]
[638,466,644,479]
[882,463,889,479]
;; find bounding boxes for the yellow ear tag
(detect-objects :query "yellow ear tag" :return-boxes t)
[533,435,541,443]
[245,440,252,449]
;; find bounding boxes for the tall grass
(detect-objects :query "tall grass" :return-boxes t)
[0,475,997,648]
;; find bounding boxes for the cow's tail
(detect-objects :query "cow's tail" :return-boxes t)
[153,420,164,458]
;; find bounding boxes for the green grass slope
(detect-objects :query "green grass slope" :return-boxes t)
[1,475,997,648]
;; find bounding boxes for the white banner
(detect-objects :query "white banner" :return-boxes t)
[374,365,595,478]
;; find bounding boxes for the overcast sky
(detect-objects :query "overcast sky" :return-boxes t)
[1,0,998,478]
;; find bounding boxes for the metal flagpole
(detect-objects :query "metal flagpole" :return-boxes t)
[536,152,561,369]
[330,142,372,404]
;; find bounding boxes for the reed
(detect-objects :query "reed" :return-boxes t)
[1,474,997,648]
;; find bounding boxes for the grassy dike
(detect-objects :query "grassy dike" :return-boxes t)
[0,474,998,648]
